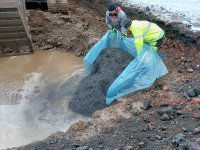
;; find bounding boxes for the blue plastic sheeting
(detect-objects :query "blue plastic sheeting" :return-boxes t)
[83,30,168,105]
[83,30,123,75]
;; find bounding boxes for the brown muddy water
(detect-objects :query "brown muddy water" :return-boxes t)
[0,50,88,149]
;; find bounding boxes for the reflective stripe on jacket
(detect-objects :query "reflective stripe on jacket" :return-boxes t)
[129,20,164,55]
[105,7,127,35]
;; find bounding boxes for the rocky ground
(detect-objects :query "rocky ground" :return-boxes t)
[9,0,200,149]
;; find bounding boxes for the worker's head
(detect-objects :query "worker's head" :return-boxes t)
[124,18,132,29]
[107,2,117,16]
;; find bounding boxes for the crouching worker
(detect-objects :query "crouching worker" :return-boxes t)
[105,2,127,37]
[123,18,165,55]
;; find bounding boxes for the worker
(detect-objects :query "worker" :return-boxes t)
[105,2,127,37]
[123,18,165,55]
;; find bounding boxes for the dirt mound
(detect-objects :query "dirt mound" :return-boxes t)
[27,1,107,56]
[69,48,133,116]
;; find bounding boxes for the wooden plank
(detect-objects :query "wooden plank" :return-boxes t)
[0,12,20,19]
[0,19,22,27]
[0,26,24,33]
[0,32,27,39]
[0,2,17,9]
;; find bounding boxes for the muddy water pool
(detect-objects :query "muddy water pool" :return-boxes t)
[0,50,88,149]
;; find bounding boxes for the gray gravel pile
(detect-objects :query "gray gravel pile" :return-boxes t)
[69,48,134,116]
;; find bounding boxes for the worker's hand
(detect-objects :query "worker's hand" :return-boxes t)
[121,34,127,38]
[112,28,117,33]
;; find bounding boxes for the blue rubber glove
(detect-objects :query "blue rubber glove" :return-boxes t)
[112,28,117,33]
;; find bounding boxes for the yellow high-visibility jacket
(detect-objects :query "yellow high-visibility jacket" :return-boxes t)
[129,20,164,55]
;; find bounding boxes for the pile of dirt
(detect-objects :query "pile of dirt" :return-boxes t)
[69,48,133,116]
[27,0,107,56]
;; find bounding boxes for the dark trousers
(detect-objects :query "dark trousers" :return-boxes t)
[155,36,165,47]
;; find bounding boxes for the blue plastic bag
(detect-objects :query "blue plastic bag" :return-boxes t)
[106,46,168,104]
[83,30,121,75]
[83,30,168,105]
